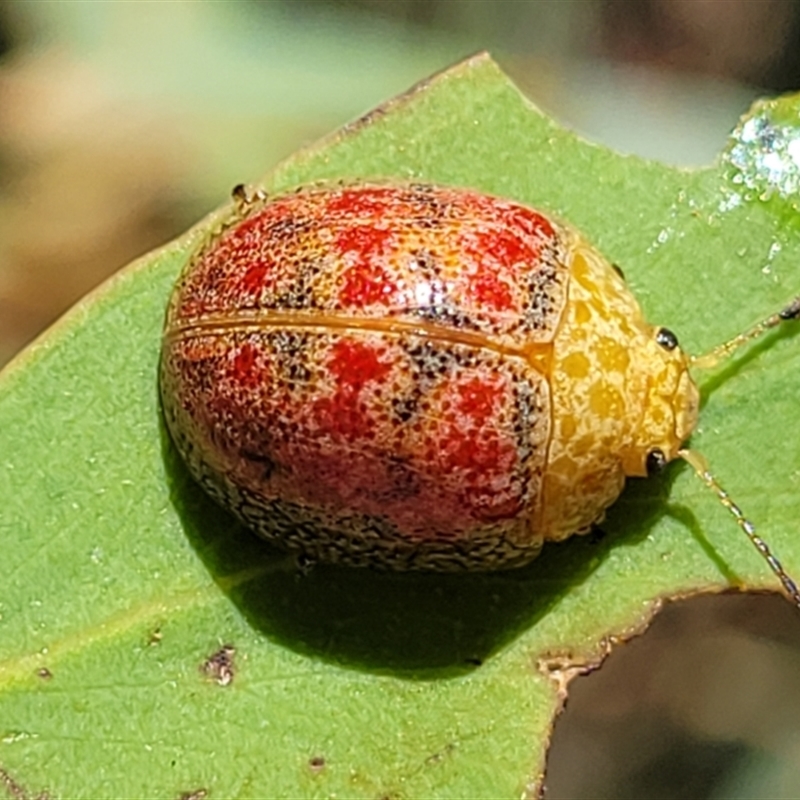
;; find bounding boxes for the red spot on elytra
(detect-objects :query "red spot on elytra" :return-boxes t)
[478,229,531,266]
[312,392,374,441]
[339,263,396,307]
[456,377,503,423]
[471,268,514,312]
[237,261,270,295]
[503,206,555,241]
[336,225,394,257]
[325,189,395,217]
[454,227,540,313]
[441,428,509,473]
[328,339,391,389]
[231,343,259,387]
[310,338,393,442]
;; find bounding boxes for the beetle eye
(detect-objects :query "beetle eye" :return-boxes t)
[646,449,668,476]
[655,327,679,351]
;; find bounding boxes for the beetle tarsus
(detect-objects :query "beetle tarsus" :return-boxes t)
[231,183,267,214]
[779,296,800,321]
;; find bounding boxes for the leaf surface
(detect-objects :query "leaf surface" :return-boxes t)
[1,55,799,799]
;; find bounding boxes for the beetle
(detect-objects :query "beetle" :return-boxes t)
[160,182,800,603]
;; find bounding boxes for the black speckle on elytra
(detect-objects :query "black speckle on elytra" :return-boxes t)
[270,330,313,383]
[405,340,458,383]
[408,247,442,279]
[407,183,456,222]
[267,248,322,312]
[522,241,567,333]
[390,394,418,424]
[264,214,314,243]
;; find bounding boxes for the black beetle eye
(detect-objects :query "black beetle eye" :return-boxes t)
[655,327,679,351]
[646,449,668,476]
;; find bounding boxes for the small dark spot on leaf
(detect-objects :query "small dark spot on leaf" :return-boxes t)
[201,645,235,687]
[425,741,456,765]
[178,789,207,800]
[36,668,52,680]
[148,628,163,646]
[308,756,325,774]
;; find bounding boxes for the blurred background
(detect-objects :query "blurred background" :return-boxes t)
[1,1,800,797]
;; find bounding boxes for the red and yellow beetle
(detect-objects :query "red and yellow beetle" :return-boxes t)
[160,183,800,604]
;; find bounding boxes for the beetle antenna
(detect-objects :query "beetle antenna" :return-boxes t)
[691,295,800,370]
[678,447,800,609]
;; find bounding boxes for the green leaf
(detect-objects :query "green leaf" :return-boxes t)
[1,54,799,799]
